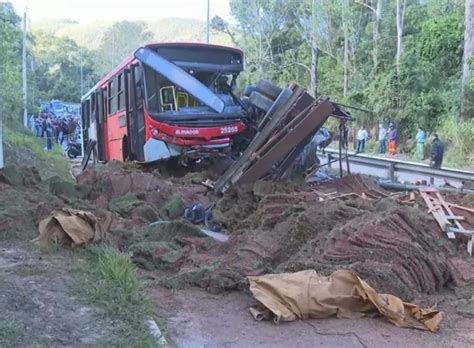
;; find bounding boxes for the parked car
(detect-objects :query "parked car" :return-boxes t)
[50,100,66,118]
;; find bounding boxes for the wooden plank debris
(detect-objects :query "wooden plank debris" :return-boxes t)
[214,84,351,192]
[419,187,474,256]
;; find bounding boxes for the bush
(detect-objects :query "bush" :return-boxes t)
[438,115,474,167]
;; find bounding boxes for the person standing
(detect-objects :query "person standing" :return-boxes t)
[356,126,368,153]
[378,123,387,154]
[415,127,427,160]
[44,115,54,151]
[388,123,397,155]
[58,120,64,146]
[341,122,349,150]
[35,115,43,139]
[431,134,444,169]
[29,114,35,132]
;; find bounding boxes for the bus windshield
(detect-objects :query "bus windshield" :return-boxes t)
[142,44,243,116]
[144,66,237,114]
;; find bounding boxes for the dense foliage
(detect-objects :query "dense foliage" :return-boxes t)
[215,0,474,166]
[33,31,97,102]
[228,1,465,131]
[0,2,22,122]
[0,2,98,122]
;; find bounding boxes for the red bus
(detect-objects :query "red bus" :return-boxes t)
[81,42,247,163]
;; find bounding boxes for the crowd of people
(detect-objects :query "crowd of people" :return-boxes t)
[30,111,80,151]
[340,122,445,169]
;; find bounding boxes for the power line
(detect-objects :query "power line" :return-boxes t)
[0,101,4,169]
[206,0,210,43]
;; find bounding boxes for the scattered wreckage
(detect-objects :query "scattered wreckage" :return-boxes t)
[39,43,470,334]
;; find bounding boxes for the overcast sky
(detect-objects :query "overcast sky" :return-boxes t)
[10,0,231,22]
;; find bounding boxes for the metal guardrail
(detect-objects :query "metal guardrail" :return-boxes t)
[324,148,474,183]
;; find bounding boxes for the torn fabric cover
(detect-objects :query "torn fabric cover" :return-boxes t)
[32,208,111,247]
[248,270,442,332]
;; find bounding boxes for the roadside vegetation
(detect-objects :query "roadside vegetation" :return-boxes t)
[405,117,474,168]
[438,116,474,167]
[337,116,474,169]
[214,0,474,167]
[3,124,72,181]
[75,246,159,347]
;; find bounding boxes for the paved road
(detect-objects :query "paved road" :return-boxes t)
[150,287,474,348]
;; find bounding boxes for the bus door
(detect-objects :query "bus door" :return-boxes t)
[105,72,129,161]
[129,63,146,161]
[95,89,106,161]
[81,99,90,146]
[122,68,131,160]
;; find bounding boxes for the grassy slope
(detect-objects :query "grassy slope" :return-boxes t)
[2,125,159,345]
[3,124,72,181]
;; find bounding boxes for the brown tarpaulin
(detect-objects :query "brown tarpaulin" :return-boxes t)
[32,208,110,246]
[248,270,442,332]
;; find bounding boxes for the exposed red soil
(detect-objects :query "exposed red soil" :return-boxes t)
[164,192,454,299]
[4,162,474,304]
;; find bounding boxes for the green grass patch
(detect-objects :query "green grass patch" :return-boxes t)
[75,246,159,347]
[3,123,72,182]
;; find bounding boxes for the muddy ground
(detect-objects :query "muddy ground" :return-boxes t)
[0,241,130,347]
[3,160,474,347]
[150,287,474,348]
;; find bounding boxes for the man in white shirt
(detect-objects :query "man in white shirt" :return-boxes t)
[356,126,368,153]
[378,124,387,154]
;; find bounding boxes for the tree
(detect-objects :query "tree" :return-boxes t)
[0,2,23,124]
[226,0,470,162]
[229,0,300,81]
[96,21,153,75]
[334,0,366,97]
[210,16,238,46]
[355,0,383,73]
[396,0,407,75]
[33,32,97,102]
[309,0,320,97]
[461,0,474,118]
[293,0,324,97]
[342,0,350,96]
[293,0,342,97]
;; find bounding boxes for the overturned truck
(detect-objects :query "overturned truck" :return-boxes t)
[81,42,350,177]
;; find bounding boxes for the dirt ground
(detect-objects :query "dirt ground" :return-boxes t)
[0,241,129,347]
[3,158,474,347]
[150,287,474,348]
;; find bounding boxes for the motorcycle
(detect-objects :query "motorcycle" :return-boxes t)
[65,141,82,159]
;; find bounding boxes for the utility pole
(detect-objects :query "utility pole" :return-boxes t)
[80,54,84,98]
[206,0,210,43]
[22,8,28,128]
[112,34,115,68]
[0,102,4,169]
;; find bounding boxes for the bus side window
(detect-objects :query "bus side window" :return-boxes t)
[108,77,117,116]
[134,65,144,109]
[84,99,90,127]
[90,94,96,124]
[117,72,125,111]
